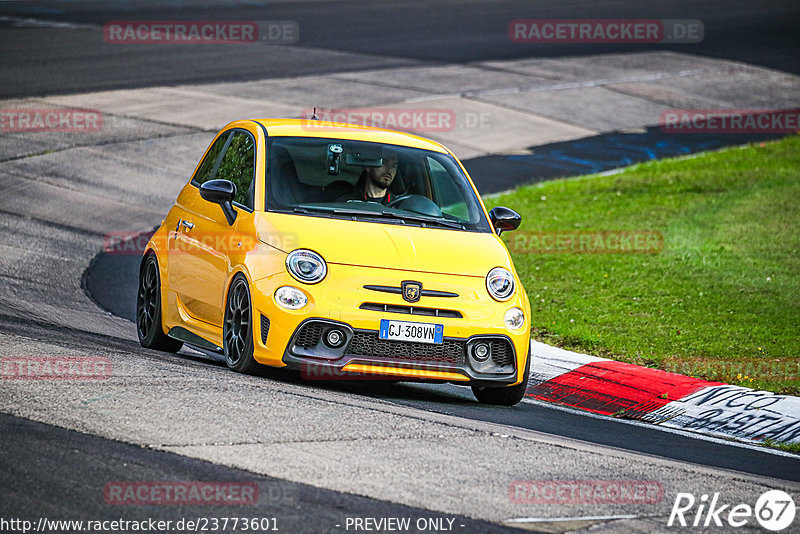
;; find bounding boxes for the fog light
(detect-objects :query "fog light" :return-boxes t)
[504,307,525,331]
[473,342,490,362]
[325,329,345,348]
[274,286,307,310]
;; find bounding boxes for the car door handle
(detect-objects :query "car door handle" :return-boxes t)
[176,219,194,231]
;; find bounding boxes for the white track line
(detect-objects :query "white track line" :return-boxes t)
[504,514,637,523]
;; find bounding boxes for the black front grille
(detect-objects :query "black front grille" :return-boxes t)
[347,331,466,365]
[260,314,271,344]
[489,339,514,366]
[359,302,462,318]
[289,321,512,372]
[295,322,324,348]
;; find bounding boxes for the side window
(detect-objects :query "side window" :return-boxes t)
[217,131,256,210]
[428,157,468,220]
[192,133,231,187]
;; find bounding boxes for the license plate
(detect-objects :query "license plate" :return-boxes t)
[379,319,444,345]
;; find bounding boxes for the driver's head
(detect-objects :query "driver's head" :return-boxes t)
[364,150,398,190]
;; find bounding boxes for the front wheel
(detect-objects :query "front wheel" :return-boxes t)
[136,254,183,352]
[471,348,530,406]
[223,274,262,374]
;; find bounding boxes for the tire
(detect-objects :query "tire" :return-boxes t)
[471,347,531,406]
[137,254,183,352]
[223,274,261,374]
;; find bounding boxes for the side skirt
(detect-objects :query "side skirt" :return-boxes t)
[167,326,223,354]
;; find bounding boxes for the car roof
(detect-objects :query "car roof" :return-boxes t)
[253,119,450,153]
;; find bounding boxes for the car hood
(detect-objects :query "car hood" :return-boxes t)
[257,212,511,277]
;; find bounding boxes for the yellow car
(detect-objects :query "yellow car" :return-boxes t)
[137,119,531,405]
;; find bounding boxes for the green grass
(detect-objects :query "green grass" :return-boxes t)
[763,438,800,454]
[486,136,800,396]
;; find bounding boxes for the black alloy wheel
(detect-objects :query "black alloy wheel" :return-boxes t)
[223,274,261,374]
[136,254,183,352]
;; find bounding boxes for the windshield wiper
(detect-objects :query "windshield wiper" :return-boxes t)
[383,212,466,229]
[291,207,331,217]
[289,205,466,229]
[330,208,465,229]
[329,208,405,223]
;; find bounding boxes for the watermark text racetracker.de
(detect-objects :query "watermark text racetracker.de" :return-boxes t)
[300,107,492,132]
[104,481,258,505]
[104,20,298,44]
[103,230,299,255]
[509,19,703,43]
[1,356,111,380]
[661,109,800,133]
[0,108,102,132]
[505,230,663,255]
[667,359,800,382]
[300,361,430,381]
[509,479,664,504]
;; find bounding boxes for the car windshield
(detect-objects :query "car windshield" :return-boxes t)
[265,137,491,232]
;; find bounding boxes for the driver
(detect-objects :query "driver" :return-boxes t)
[337,150,398,205]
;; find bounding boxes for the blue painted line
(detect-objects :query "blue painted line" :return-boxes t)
[463,128,788,194]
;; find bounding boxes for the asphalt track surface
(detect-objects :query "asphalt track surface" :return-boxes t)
[0,414,517,533]
[2,1,800,532]
[84,238,800,484]
[0,0,799,98]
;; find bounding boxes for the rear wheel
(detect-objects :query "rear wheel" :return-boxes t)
[471,347,530,406]
[223,274,261,374]
[137,254,183,352]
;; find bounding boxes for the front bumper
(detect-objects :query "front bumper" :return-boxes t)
[280,318,519,385]
[249,265,530,386]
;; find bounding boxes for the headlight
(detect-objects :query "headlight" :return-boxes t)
[286,249,327,284]
[504,307,525,331]
[486,267,515,301]
[275,286,308,310]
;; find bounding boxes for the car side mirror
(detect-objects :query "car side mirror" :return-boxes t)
[200,179,237,225]
[489,206,521,235]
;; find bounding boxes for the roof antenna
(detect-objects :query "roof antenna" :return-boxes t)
[311,107,318,120]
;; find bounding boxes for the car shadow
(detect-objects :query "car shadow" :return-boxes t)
[172,346,480,406]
